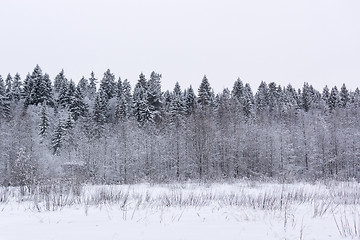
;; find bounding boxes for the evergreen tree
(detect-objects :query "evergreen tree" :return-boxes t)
[169,82,186,126]
[147,71,163,122]
[122,79,132,117]
[198,75,213,107]
[52,120,64,155]
[22,73,33,107]
[0,75,5,97]
[185,85,196,115]
[255,81,268,113]
[41,73,54,106]
[69,85,88,121]
[30,64,44,105]
[268,82,279,112]
[88,71,97,99]
[93,94,106,137]
[99,69,116,101]
[232,78,244,103]
[77,76,89,97]
[133,73,152,125]
[12,73,22,103]
[302,82,313,112]
[115,78,127,121]
[328,86,340,111]
[39,103,50,138]
[5,74,12,101]
[0,75,10,118]
[57,79,69,108]
[322,86,330,105]
[285,84,299,107]
[242,83,254,118]
[339,83,350,108]
[54,69,67,93]
[66,80,76,105]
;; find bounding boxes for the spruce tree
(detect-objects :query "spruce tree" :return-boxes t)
[54,69,67,93]
[243,83,254,118]
[302,82,313,112]
[93,94,106,137]
[77,76,89,97]
[169,82,186,127]
[69,85,88,121]
[22,73,33,107]
[185,85,196,115]
[39,103,49,138]
[5,74,12,101]
[322,86,330,105]
[0,75,10,118]
[147,71,162,122]
[198,75,213,107]
[328,86,340,111]
[255,81,269,113]
[133,73,152,125]
[12,73,22,103]
[88,71,97,100]
[339,83,350,108]
[122,79,132,117]
[99,69,116,101]
[232,78,244,103]
[41,73,54,106]
[30,64,44,105]
[52,120,64,155]
[115,78,127,121]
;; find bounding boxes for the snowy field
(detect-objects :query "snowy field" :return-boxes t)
[1,181,360,240]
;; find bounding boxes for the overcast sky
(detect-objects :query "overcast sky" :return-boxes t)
[0,0,359,93]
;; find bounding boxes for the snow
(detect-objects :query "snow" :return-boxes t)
[0,181,359,240]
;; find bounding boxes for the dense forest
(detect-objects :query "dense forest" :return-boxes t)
[0,65,359,185]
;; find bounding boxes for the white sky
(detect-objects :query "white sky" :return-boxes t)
[0,0,359,93]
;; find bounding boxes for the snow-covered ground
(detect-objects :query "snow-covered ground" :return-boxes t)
[1,181,359,240]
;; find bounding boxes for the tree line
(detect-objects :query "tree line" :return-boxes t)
[0,65,360,185]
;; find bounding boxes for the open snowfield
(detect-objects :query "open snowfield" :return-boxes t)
[1,181,360,240]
